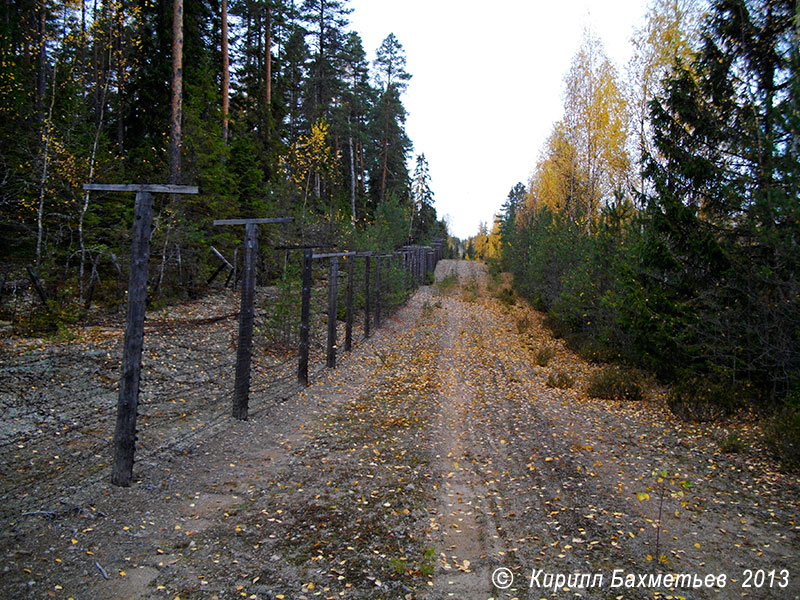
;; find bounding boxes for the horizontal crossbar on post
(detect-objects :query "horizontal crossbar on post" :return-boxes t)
[213,217,294,226]
[311,251,357,259]
[274,244,336,250]
[83,183,199,194]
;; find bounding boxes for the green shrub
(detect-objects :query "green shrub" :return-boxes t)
[494,286,516,307]
[586,365,645,401]
[19,292,82,336]
[666,375,743,423]
[763,405,800,470]
[546,369,573,389]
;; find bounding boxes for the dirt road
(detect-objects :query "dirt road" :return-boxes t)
[1,260,798,599]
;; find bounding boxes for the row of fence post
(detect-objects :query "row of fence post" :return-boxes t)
[82,181,444,486]
[295,242,443,386]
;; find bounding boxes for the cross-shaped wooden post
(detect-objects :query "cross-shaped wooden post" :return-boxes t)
[214,217,293,420]
[83,183,198,487]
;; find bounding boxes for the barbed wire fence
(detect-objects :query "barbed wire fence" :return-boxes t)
[0,237,443,521]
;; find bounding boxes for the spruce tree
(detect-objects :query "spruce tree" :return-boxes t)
[644,0,799,399]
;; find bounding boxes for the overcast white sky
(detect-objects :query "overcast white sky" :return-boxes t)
[347,0,650,239]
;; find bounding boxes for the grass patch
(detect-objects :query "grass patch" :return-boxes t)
[533,344,556,367]
[434,273,458,295]
[493,286,516,307]
[461,279,479,303]
[719,432,747,454]
[516,314,531,334]
[666,374,743,423]
[586,365,645,401]
[546,369,573,389]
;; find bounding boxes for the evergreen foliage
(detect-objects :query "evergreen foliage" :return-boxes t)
[498,0,799,418]
[0,0,450,316]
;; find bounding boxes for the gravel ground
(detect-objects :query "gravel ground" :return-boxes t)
[0,260,798,600]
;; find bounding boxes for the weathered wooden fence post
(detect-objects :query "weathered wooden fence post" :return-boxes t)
[113,189,153,485]
[375,255,382,328]
[364,254,371,338]
[384,255,391,311]
[326,256,338,368]
[214,217,293,419]
[414,246,422,287]
[298,247,312,385]
[345,255,354,352]
[83,183,198,487]
[233,222,257,419]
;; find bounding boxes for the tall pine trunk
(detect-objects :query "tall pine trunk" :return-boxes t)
[169,0,183,184]
[348,114,356,226]
[221,0,229,140]
[265,3,271,106]
[161,0,183,295]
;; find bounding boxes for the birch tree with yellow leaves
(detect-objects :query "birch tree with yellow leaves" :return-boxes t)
[562,29,630,228]
[527,29,630,228]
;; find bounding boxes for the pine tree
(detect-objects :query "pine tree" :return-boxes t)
[300,0,351,125]
[370,33,411,205]
[338,32,373,225]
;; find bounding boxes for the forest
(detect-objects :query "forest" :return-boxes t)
[1,2,799,597]
[0,0,447,324]
[466,0,799,464]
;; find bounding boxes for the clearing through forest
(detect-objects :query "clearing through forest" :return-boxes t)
[1,260,798,599]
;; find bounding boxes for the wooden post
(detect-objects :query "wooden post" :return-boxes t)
[83,183,198,487]
[111,190,153,486]
[384,255,391,312]
[375,255,382,328]
[213,216,293,414]
[345,255,354,352]
[364,254,371,338]
[326,256,338,368]
[298,248,312,385]
[232,222,257,419]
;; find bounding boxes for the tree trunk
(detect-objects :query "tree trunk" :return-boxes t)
[79,75,110,302]
[169,0,183,184]
[35,2,47,115]
[116,8,125,151]
[36,12,59,265]
[380,138,388,203]
[265,3,271,106]
[221,0,229,141]
[348,115,356,226]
